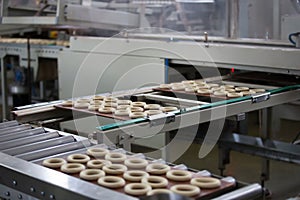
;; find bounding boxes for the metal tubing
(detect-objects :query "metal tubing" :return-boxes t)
[16,140,92,161]
[0,120,19,129]
[0,124,32,135]
[2,135,76,156]
[0,127,45,142]
[0,132,60,150]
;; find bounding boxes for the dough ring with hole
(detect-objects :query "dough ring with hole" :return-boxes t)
[61,100,74,107]
[141,176,168,188]
[170,184,200,197]
[123,170,149,182]
[166,170,192,182]
[131,102,146,107]
[227,92,243,98]
[144,104,161,110]
[117,100,132,105]
[125,183,152,196]
[235,87,249,92]
[104,97,118,102]
[76,98,90,103]
[89,100,102,105]
[87,159,112,169]
[86,148,109,158]
[105,152,127,163]
[147,189,173,196]
[61,163,86,174]
[129,112,147,119]
[92,95,105,100]
[42,158,66,168]
[117,105,131,110]
[190,177,221,189]
[102,164,128,175]
[67,154,90,163]
[79,169,105,181]
[98,176,125,188]
[128,107,144,112]
[213,91,227,96]
[114,109,130,116]
[124,158,148,169]
[74,102,89,109]
[102,102,118,108]
[160,107,178,112]
[146,163,171,175]
[98,107,115,114]
[251,88,266,93]
[145,110,163,116]
[88,105,100,111]
[197,89,212,94]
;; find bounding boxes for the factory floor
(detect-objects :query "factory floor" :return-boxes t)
[134,110,300,200]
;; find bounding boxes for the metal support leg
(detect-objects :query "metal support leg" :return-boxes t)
[1,56,9,120]
[39,81,45,100]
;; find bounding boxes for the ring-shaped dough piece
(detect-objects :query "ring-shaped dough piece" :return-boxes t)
[211,87,222,92]
[171,85,185,91]
[128,107,144,112]
[125,183,152,196]
[235,87,249,92]
[227,92,243,98]
[166,170,192,182]
[86,148,109,158]
[144,104,161,110]
[170,184,200,197]
[207,83,219,88]
[98,176,125,189]
[141,176,168,188]
[103,97,118,102]
[105,152,127,163]
[42,158,66,168]
[197,89,212,95]
[223,84,235,89]
[146,163,171,175]
[67,154,90,163]
[92,95,105,100]
[198,85,210,89]
[131,102,146,107]
[185,87,198,92]
[123,170,149,182]
[114,109,130,116]
[61,163,86,174]
[225,88,236,93]
[102,164,128,175]
[181,80,195,84]
[147,189,173,196]
[129,112,147,119]
[124,158,148,169]
[98,107,115,114]
[213,91,227,96]
[160,106,178,113]
[79,169,105,181]
[102,102,118,108]
[117,100,132,105]
[74,102,89,109]
[88,105,100,111]
[61,100,74,107]
[159,84,171,89]
[87,159,112,169]
[190,177,221,189]
[76,98,90,103]
[89,100,102,105]
[117,105,131,110]
[145,110,163,116]
[241,90,256,96]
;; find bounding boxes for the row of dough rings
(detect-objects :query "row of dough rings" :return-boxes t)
[104,97,118,102]
[147,189,173,196]
[67,154,90,163]
[74,102,89,109]
[87,160,112,169]
[98,176,125,188]
[170,184,200,197]
[61,100,73,107]
[105,152,127,162]
[125,183,152,196]
[79,169,105,181]
[141,176,168,188]
[102,164,128,175]
[114,110,130,116]
[117,100,132,105]
[146,163,171,175]
[129,112,147,119]
[42,158,66,168]
[131,102,146,107]
[86,147,109,157]
[61,163,86,174]
[166,170,192,182]
[145,110,163,116]
[144,104,161,110]
[190,177,221,189]
[98,107,115,113]
[128,107,144,112]
[123,170,149,182]
[124,158,148,169]
[160,107,178,112]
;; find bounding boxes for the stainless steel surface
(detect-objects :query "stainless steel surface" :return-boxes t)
[0,127,45,142]
[0,124,32,135]
[0,120,18,128]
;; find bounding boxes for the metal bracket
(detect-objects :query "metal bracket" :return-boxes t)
[252,92,270,103]
[148,112,175,127]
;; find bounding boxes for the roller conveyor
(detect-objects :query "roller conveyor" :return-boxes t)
[0,127,45,142]
[0,124,32,135]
